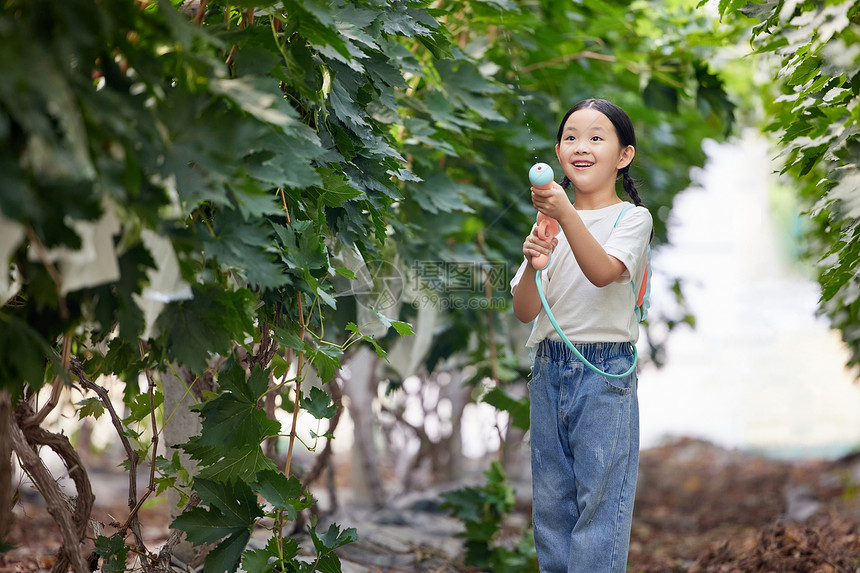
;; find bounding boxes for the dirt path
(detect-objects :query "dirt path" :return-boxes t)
[629,439,860,572]
[3,439,859,572]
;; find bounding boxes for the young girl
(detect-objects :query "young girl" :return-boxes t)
[510,98,652,572]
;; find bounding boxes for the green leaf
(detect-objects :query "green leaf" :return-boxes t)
[243,537,300,573]
[76,397,105,420]
[406,172,477,214]
[158,286,255,375]
[172,478,262,545]
[124,391,164,424]
[315,552,344,573]
[210,76,300,128]
[482,387,529,431]
[180,361,280,480]
[202,209,289,291]
[252,470,314,519]
[272,220,329,277]
[363,336,387,360]
[0,316,56,396]
[309,522,358,556]
[484,460,508,489]
[102,338,142,391]
[436,59,503,121]
[281,0,353,60]
[252,470,302,508]
[329,78,370,130]
[335,267,357,281]
[240,547,273,573]
[643,79,679,113]
[171,506,243,546]
[380,4,439,37]
[194,447,279,482]
[786,57,820,87]
[203,529,251,573]
[217,362,270,404]
[271,353,289,379]
[302,386,338,419]
[391,320,414,336]
[93,534,129,573]
[309,344,343,383]
[187,374,279,450]
[738,0,780,21]
[244,131,324,189]
[273,325,306,352]
[440,487,484,521]
[194,477,263,522]
[463,519,499,542]
[316,168,363,207]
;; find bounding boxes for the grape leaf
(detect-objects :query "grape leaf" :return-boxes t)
[93,534,129,573]
[482,387,529,431]
[309,522,358,555]
[158,286,255,375]
[76,397,105,420]
[252,469,315,519]
[302,386,337,420]
[204,529,251,573]
[172,478,262,544]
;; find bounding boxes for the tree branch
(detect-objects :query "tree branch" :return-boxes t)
[67,357,147,549]
[150,492,202,573]
[22,334,72,429]
[11,405,92,573]
[0,390,12,541]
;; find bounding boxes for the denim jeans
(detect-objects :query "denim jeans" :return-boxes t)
[529,339,639,573]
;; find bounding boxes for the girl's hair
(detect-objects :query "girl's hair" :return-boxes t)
[555,98,644,207]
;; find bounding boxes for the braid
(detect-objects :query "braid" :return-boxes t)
[621,168,653,241]
[621,169,644,207]
[560,175,571,190]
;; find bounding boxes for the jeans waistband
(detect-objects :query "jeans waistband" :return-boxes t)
[536,339,633,364]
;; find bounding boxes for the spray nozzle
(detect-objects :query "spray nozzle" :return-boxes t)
[528,163,554,187]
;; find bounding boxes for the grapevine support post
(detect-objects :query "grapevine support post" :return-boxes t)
[343,345,386,507]
[161,367,202,566]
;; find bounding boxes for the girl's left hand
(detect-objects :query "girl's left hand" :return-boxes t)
[531,182,573,220]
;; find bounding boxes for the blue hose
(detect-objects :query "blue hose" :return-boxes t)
[534,252,637,379]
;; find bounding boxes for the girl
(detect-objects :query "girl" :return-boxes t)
[510,99,652,572]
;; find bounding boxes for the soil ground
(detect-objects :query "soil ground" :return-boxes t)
[3,438,860,572]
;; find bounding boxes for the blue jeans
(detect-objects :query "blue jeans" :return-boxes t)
[529,339,639,573]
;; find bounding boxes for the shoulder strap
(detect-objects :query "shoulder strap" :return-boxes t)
[614,205,636,228]
[613,204,651,323]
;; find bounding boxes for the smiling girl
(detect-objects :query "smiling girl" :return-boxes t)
[510,99,653,572]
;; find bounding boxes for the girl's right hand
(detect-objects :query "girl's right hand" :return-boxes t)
[523,225,558,263]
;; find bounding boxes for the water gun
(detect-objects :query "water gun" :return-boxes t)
[528,162,560,270]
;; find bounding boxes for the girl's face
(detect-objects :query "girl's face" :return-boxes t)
[555,107,634,196]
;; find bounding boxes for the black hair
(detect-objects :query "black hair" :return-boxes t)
[555,98,644,207]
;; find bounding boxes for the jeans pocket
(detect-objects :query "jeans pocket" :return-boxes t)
[600,354,635,395]
[528,352,545,390]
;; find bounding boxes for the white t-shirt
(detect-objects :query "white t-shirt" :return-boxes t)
[510,202,653,347]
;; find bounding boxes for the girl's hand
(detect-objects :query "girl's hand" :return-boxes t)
[531,181,573,220]
[523,224,558,262]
